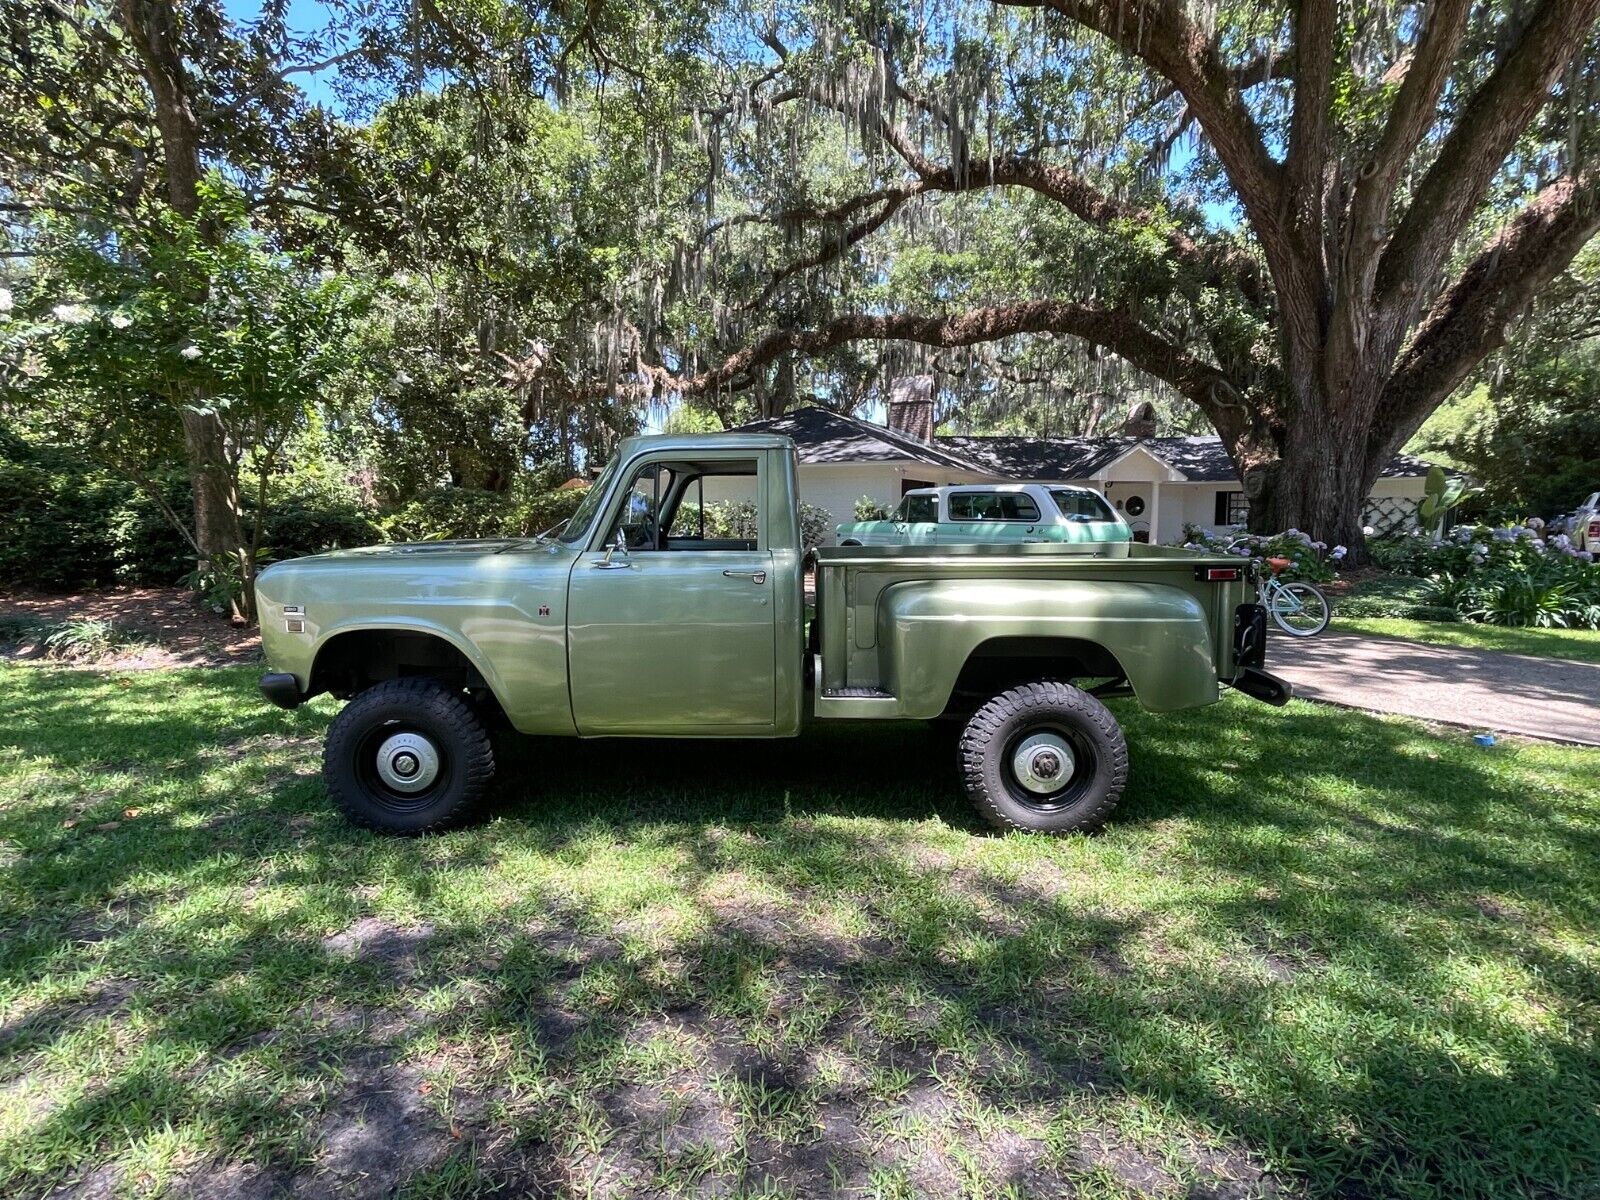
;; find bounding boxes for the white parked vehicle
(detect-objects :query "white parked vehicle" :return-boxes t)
[1572,492,1600,553]
[836,483,1132,547]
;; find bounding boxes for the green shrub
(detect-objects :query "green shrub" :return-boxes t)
[257,494,381,558]
[854,495,889,522]
[375,484,589,543]
[0,429,131,589]
[1366,523,1600,628]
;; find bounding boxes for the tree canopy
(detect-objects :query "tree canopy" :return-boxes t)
[2,0,1597,598]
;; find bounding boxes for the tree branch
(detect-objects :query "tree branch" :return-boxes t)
[998,0,1285,251]
[1376,0,1600,309]
[1377,169,1600,454]
[615,300,1238,418]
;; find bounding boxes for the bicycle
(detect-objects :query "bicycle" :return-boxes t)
[1258,556,1330,636]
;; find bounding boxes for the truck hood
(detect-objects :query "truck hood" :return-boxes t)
[294,538,536,561]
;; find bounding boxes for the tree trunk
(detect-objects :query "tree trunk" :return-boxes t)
[1236,389,1381,559]
[180,407,248,616]
[119,0,256,619]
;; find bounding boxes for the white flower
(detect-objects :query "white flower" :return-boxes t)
[1362,526,1375,536]
[395,371,413,386]
[179,344,202,360]
[0,288,13,313]
[109,313,132,330]
[52,303,92,325]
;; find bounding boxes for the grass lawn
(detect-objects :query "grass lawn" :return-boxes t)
[2,666,1598,1199]
[1334,615,1600,664]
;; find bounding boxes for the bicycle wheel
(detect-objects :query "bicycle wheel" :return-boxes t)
[1269,581,1330,636]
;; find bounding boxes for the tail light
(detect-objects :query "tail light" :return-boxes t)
[1589,518,1600,541]
[1200,566,1242,581]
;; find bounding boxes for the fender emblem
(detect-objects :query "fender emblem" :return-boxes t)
[539,605,551,617]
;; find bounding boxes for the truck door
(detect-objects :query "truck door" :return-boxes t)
[566,454,777,734]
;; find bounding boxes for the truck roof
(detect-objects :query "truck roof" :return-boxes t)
[615,432,797,456]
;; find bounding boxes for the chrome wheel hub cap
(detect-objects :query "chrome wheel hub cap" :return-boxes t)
[375,731,440,793]
[1012,732,1075,796]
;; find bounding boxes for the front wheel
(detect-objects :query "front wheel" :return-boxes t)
[1268,581,1331,637]
[324,678,496,833]
[958,682,1128,834]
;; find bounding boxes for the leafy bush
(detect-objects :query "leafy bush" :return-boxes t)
[1177,524,1345,583]
[678,500,835,549]
[375,484,588,543]
[854,495,889,521]
[0,429,131,589]
[257,494,381,559]
[1369,522,1600,628]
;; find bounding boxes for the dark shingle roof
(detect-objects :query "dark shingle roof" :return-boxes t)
[731,408,1442,482]
[733,406,990,473]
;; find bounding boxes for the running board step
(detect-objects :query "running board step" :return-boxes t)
[821,686,893,699]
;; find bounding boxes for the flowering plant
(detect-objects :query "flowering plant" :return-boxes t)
[1176,524,1345,583]
[1370,521,1600,628]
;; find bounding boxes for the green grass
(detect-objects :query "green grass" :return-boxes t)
[1334,615,1600,663]
[2,665,1598,1198]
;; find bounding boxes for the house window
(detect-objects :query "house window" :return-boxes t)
[1215,491,1249,526]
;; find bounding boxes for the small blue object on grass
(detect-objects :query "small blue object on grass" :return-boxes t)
[1473,733,1497,748]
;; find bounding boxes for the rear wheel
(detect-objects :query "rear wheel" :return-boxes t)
[1268,581,1330,636]
[324,678,495,833]
[958,681,1127,834]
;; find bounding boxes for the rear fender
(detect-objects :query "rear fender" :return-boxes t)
[878,578,1220,716]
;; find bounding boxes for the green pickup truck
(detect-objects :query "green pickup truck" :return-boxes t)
[257,433,1290,835]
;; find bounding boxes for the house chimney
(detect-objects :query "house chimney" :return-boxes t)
[1121,400,1157,438]
[886,374,936,442]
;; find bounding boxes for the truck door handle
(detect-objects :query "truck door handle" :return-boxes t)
[723,569,766,584]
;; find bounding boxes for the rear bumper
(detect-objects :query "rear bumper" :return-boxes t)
[1232,666,1293,707]
[259,673,303,710]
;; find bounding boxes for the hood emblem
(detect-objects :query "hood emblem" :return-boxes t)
[539,605,551,616]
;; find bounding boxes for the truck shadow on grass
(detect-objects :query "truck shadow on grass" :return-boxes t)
[1,668,1598,1198]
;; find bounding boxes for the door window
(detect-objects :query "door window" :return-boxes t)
[901,494,937,523]
[604,458,763,551]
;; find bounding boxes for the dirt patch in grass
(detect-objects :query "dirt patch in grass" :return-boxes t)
[0,587,259,668]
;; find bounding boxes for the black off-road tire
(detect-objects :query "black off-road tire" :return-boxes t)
[958,681,1128,834]
[324,678,495,834]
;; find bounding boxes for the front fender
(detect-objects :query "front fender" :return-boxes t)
[878,578,1221,716]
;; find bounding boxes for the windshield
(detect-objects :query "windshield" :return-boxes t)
[557,457,622,544]
[1049,488,1118,522]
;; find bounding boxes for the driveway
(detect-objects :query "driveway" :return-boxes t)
[1270,630,1600,747]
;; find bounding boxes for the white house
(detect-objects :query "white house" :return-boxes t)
[719,403,1437,545]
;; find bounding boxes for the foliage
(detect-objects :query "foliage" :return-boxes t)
[1370,523,1600,629]
[0,616,148,662]
[1418,466,1483,537]
[1178,525,1345,584]
[854,495,890,522]
[679,500,835,549]
[1335,576,1461,624]
[376,485,589,543]
[1408,246,1600,522]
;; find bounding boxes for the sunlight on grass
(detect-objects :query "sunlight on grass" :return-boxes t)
[1,664,1597,1197]
[1335,615,1600,663]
